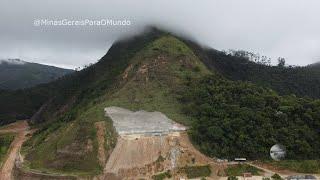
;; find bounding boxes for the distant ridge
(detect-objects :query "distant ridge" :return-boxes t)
[0,59,74,89]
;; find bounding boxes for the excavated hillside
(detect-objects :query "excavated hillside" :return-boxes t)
[101,106,213,179]
[18,32,213,178]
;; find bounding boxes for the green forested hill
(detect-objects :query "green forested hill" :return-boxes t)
[0,29,165,125]
[0,59,73,90]
[190,46,320,98]
[181,75,320,160]
[0,87,50,125]
[21,30,211,175]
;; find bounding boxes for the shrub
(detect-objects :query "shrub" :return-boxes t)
[271,174,283,180]
[178,165,211,178]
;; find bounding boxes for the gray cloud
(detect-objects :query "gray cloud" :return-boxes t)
[0,0,319,68]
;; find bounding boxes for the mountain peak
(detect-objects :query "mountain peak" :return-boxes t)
[145,35,194,56]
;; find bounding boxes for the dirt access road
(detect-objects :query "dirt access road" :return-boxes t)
[0,120,29,180]
[248,162,320,179]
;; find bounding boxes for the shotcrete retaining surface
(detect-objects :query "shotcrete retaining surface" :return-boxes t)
[104,106,186,135]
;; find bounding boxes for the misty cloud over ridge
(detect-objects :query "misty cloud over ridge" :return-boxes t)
[0,0,319,68]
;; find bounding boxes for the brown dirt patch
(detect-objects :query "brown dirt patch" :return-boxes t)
[103,132,216,179]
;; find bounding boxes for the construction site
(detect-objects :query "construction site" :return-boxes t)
[103,106,215,179]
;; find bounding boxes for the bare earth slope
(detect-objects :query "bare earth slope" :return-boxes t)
[103,106,213,179]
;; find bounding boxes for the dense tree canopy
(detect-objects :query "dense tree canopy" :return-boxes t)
[192,46,320,99]
[181,75,320,160]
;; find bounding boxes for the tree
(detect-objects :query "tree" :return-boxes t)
[271,173,283,180]
[277,57,286,67]
[182,75,320,160]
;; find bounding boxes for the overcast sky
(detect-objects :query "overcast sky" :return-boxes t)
[0,0,319,69]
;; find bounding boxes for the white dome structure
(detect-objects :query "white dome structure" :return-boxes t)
[270,144,286,161]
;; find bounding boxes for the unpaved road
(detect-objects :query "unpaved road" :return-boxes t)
[248,162,320,179]
[247,162,280,178]
[0,120,29,180]
[0,121,28,134]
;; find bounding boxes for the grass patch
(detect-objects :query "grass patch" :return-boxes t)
[225,164,262,176]
[144,35,194,58]
[102,35,210,126]
[152,170,172,180]
[22,105,108,176]
[178,165,211,178]
[0,133,15,167]
[264,160,320,173]
[271,173,283,180]
[22,102,118,176]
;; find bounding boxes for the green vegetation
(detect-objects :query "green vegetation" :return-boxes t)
[182,75,320,159]
[0,87,50,125]
[155,155,165,163]
[224,164,262,176]
[0,59,73,90]
[14,30,171,174]
[152,170,172,180]
[0,28,165,126]
[0,133,15,166]
[104,116,117,159]
[2,28,320,125]
[20,32,210,175]
[102,35,210,125]
[21,104,116,176]
[271,173,283,180]
[0,61,73,125]
[178,165,211,178]
[1,27,320,176]
[196,48,320,98]
[264,160,320,173]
